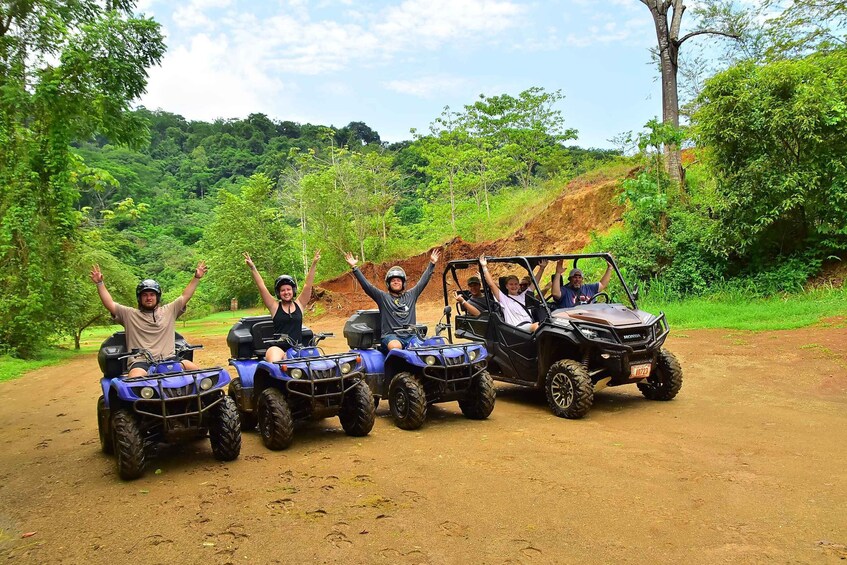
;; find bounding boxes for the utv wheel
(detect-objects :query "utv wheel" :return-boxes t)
[209,395,242,461]
[339,381,376,437]
[545,360,593,419]
[257,388,294,450]
[389,372,427,430]
[228,377,257,431]
[458,370,496,420]
[638,348,683,401]
[97,395,113,455]
[112,409,145,480]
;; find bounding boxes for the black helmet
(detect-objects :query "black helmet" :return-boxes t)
[136,279,161,305]
[274,275,297,298]
[384,266,406,289]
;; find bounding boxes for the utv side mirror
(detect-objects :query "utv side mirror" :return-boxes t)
[443,305,452,315]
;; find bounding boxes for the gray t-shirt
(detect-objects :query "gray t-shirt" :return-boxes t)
[112,296,186,364]
[352,263,435,335]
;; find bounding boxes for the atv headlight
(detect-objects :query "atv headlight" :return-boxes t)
[140,386,155,399]
[199,377,213,391]
[424,355,437,366]
[290,368,304,379]
[339,362,352,374]
[468,349,479,361]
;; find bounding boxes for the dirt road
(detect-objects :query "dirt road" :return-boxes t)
[1,309,845,564]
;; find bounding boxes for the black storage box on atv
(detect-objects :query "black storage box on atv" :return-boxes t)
[342,309,426,350]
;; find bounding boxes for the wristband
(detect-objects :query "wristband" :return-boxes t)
[96,281,104,286]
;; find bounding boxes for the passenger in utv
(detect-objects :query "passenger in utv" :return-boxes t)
[455,275,487,317]
[344,248,441,351]
[551,257,613,308]
[479,256,548,332]
[243,250,320,362]
[90,262,207,377]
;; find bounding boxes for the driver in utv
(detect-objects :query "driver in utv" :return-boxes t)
[90,262,207,377]
[551,258,613,308]
[344,248,441,351]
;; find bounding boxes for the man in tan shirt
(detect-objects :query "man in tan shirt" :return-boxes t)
[90,262,208,377]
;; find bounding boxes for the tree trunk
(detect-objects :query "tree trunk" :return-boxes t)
[643,0,685,187]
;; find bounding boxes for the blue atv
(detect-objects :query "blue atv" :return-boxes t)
[343,307,495,430]
[226,315,375,450]
[96,332,241,480]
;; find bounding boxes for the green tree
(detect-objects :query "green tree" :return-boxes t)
[693,51,847,257]
[199,174,300,307]
[465,88,577,190]
[0,0,164,356]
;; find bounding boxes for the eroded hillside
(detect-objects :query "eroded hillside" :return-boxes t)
[315,168,630,314]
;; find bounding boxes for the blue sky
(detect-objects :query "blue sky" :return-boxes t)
[136,0,662,149]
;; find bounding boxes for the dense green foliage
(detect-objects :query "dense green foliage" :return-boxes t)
[0,0,165,357]
[597,48,847,299]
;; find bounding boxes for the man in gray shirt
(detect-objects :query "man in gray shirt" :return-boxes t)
[344,249,441,351]
[90,262,207,377]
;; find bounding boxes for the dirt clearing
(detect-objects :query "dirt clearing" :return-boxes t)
[1,307,846,564]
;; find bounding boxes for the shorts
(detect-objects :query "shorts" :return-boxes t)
[380,333,415,352]
[128,361,152,373]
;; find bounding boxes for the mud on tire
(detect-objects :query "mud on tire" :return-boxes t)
[257,387,294,450]
[112,408,145,480]
[638,348,683,401]
[209,395,242,461]
[97,395,113,455]
[389,372,427,431]
[545,360,594,419]
[228,377,257,431]
[339,381,376,437]
[458,369,496,420]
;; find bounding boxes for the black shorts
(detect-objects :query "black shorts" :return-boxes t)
[128,361,152,373]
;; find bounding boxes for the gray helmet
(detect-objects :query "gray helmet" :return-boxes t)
[136,279,161,306]
[274,275,298,298]
[384,266,406,288]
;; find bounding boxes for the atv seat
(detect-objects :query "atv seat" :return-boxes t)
[250,320,288,359]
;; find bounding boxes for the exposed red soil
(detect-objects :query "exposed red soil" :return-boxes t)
[317,172,627,315]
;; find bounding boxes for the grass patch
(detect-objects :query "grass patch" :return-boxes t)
[0,349,78,383]
[642,288,847,331]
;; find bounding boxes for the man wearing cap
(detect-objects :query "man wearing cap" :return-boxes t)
[455,274,488,317]
[551,258,613,309]
[90,262,208,377]
[344,248,441,351]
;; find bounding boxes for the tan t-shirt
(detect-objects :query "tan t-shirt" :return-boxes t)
[113,297,187,364]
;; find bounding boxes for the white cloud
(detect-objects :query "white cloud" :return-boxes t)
[383,74,470,98]
[173,0,232,30]
[141,33,287,121]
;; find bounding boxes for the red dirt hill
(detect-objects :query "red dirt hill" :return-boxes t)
[315,169,630,315]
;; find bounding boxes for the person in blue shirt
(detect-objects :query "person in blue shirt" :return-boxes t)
[551,258,613,309]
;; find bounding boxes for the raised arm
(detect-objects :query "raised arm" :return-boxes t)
[408,248,440,298]
[479,255,500,299]
[598,256,614,292]
[296,249,321,308]
[533,259,549,286]
[551,260,565,300]
[90,264,117,316]
[180,261,208,304]
[345,251,380,299]
[244,252,277,312]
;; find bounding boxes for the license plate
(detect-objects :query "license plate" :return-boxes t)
[630,363,652,378]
